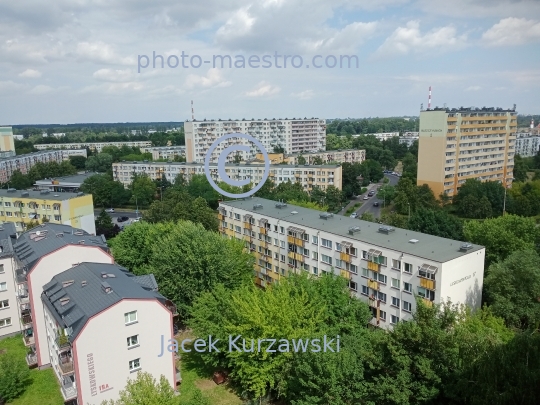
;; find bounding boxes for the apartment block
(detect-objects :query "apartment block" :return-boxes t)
[184,118,326,163]
[218,198,485,329]
[0,189,96,235]
[399,132,419,147]
[113,161,342,191]
[255,149,366,165]
[140,146,186,161]
[514,133,540,157]
[352,132,399,141]
[417,107,516,197]
[34,172,99,193]
[0,223,19,339]
[41,263,178,405]
[0,126,15,152]
[34,141,152,153]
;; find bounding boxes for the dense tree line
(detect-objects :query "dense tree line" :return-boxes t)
[1,160,78,190]
[327,117,418,136]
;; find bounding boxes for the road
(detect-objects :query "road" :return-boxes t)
[347,173,400,219]
[94,209,141,225]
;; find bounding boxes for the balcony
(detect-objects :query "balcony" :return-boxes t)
[340,252,351,262]
[59,357,74,375]
[21,314,32,327]
[60,382,77,401]
[340,270,351,280]
[419,278,436,290]
[55,336,71,353]
[367,280,379,290]
[422,298,434,307]
[26,352,37,367]
[367,261,380,272]
[176,368,182,384]
[16,271,27,284]
[23,330,35,346]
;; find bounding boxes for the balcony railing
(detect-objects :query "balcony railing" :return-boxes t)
[55,336,71,352]
[26,352,37,367]
[59,358,74,375]
[61,383,77,400]
[16,272,27,284]
[23,335,35,346]
[21,314,32,326]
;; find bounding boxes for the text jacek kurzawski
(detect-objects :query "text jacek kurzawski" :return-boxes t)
[157,335,340,356]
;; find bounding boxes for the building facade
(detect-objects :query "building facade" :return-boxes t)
[34,141,152,153]
[113,161,342,191]
[0,126,15,153]
[41,263,177,405]
[184,118,326,163]
[218,198,485,329]
[399,132,419,147]
[284,149,366,165]
[417,107,516,197]
[34,173,99,193]
[140,146,186,161]
[514,133,540,157]
[0,189,96,234]
[0,223,20,339]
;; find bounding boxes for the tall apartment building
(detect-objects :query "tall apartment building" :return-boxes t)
[34,141,152,153]
[184,118,326,163]
[0,189,96,234]
[284,149,365,165]
[218,198,485,329]
[0,223,19,338]
[0,126,16,153]
[417,107,516,197]
[113,161,342,191]
[0,150,84,183]
[140,146,186,161]
[41,263,178,405]
[514,132,540,157]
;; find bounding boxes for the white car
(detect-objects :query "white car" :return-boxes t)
[363,195,369,200]
[105,208,115,213]
[132,218,141,223]
[350,213,358,218]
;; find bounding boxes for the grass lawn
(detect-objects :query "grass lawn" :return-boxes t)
[0,335,64,405]
[175,330,242,405]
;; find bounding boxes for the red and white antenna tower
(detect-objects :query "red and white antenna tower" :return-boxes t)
[191,100,195,120]
[428,86,432,109]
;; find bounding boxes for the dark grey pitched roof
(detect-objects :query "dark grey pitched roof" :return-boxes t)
[0,223,16,258]
[132,274,159,291]
[41,263,173,341]
[13,223,109,271]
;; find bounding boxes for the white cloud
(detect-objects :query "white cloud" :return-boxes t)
[374,21,467,58]
[0,80,26,92]
[465,85,481,91]
[18,68,42,78]
[244,81,280,97]
[76,42,134,65]
[482,18,540,46]
[184,68,231,89]
[93,68,135,82]
[28,84,54,95]
[80,81,145,95]
[291,89,315,100]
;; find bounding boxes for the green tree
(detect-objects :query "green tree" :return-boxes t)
[183,388,211,405]
[95,209,119,239]
[80,174,131,208]
[408,208,463,240]
[297,154,306,165]
[401,152,418,182]
[186,174,220,209]
[7,169,32,189]
[360,212,375,222]
[130,173,157,207]
[312,156,323,165]
[484,250,540,330]
[0,351,31,402]
[99,372,179,405]
[111,220,255,319]
[393,177,418,215]
[513,154,529,182]
[325,185,344,211]
[463,214,540,267]
[85,152,113,172]
[376,184,395,206]
[69,155,87,169]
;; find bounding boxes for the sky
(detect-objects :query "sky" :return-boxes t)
[1,0,539,125]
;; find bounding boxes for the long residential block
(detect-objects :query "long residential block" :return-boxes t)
[218,198,485,329]
[34,141,152,153]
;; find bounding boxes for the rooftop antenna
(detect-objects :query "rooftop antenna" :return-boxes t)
[191,100,195,121]
[428,86,432,109]
[531,118,534,129]
[420,103,423,111]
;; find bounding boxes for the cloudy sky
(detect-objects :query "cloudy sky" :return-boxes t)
[1,0,539,124]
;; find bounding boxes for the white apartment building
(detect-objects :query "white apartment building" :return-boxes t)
[286,149,366,165]
[0,150,76,184]
[399,132,419,147]
[219,198,485,329]
[34,141,152,153]
[361,132,400,141]
[12,224,114,370]
[140,146,186,161]
[41,262,178,405]
[113,161,343,191]
[514,133,540,157]
[0,223,20,339]
[184,118,326,163]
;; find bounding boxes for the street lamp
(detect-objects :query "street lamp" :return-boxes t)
[502,177,514,216]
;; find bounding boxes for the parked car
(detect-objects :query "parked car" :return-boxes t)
[373,202,379,207]
[350,213,358,218]
[117,216,129,222]
[105,208,115,213]
[132,218,141,223]
[363,195,369,200]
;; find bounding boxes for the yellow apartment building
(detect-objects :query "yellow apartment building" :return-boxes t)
[417,107,516,197]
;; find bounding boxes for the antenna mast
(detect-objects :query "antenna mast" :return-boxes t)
[191,100,194,120]
[428,86,432,109]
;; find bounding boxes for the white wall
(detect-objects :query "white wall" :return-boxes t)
[74,299,175,405]
[0,256,21,338]
[28,245,113,366]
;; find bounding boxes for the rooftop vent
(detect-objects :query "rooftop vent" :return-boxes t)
[348,226,361,235]
[101,281,112,294]
[21,191,29,197]
[40,190,50,194]
[460,243,473,252]
[101,272,107,278]
[77,192,83,196]
[290,211,299,215]
[409,239,419,244]
[59,297,70,306]
[253,204,263,210]
[78,240,85,245]
[74,231,84,236]
[56,233,64,237]
[81,280,87,287]
[106,274,116,278]
[378,226,395,234]
[275,202,287,209]
[7,188,16,193]
[319,212,334,220]
[62,280,74,288]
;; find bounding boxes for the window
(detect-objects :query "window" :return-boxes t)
[129,358,141,371]
[312,235,318,244]
[0,300,8,309]
[274,238,278,246]
[403,301,412,312]
[303,263,310,271]
[235,226,241,233]
[361,285,369,295]
[335,243,342,252]
[0,317,11,327]
[392,297,400,308]
[376,273,387,284]
[392,259,401,270]
[321,238,332,249]
[419,268,436,280]
[5,212,12,217]
[4,202,11,207]
[378,291,387,302]
[124,311,137,324]
[280,226,285,234]
[280,240,285,248]
[321,254,332,265]
[312,251,318,260]
[303,233,309,241]
[404,263,413,273]
[391,278,400,289]
[348,281,357,291]
[280,254,285,262]
[362,250,368,259]
[361,268,369,277]
[335,259,342,268]
[391,315,399,324]
[418,287,435,301]
[312,267,318,275]
[234,213,240,220]
[379,310,387,321]
[0,282,6,292]
[0,264,4,274]
[127,335,139,348]
[374,255,387,266]
[350,264,358,274]
[404,282,412,293]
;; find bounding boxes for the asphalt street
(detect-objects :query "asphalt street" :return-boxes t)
[348,173,399,219]
[94,209,140,225]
